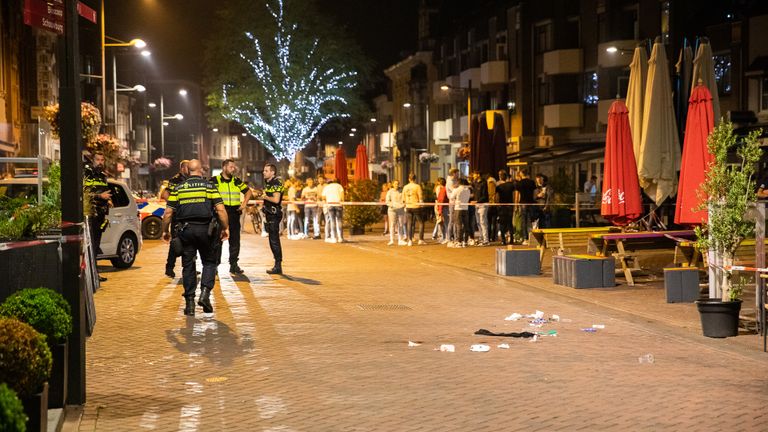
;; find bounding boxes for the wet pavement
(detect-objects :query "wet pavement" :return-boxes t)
[66,228,768,431]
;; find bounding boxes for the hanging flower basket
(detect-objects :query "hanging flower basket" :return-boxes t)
[380,160,393,170]
[456,146,470,161]
[419,152,440,164]
[152,157,172,171]
[43,102,102,145]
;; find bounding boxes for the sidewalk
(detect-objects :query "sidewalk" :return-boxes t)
[65,229,768,431]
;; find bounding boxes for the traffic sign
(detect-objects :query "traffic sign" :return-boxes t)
[23,0,65,35]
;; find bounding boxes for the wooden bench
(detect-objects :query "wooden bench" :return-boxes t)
[530,226,620,261]
[674,238,768,268]
[588,230,696,286]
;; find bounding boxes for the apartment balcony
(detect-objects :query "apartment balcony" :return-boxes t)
[432,119,453,143]
[542,49,583,75]
[543,104,583,129]
[459,68,481,89]
[598,40,639,68]
[480,60,508,85]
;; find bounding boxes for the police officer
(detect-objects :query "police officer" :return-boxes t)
[162,160,229,316]
[259,163,284,274]
[161,160,190,278]
[84,151,111,282]
[212,159,252,274]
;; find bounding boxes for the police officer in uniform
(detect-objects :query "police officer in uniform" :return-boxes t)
[212,159,252,274]
[162,160,229,316]
[161,160,190,278]
[84,151,111,282]
[259,163,284,274]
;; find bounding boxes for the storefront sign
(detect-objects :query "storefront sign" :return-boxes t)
[77,2,97,24]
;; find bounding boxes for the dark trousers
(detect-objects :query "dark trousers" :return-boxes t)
[214,208,242,266]
[454,209,469,242]
[488,206,498,241]
[88,214,105,255]
[467,206,476,239]
[497,208,512,244]
[405,208,425,241]
[265,214,283,262]
[178,223,217,299]
[166,220,178,271]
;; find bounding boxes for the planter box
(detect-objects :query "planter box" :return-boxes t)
[0,242,62,303]
[496,248,540,276]
[21,382,48,432]
[553,254,615,288]
[48,342,68,409]
[664,268,700,303]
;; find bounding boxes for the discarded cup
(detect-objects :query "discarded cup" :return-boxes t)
[497,343,510,349]
[592,324,605,329]
[534,310,545,319]
[438,344,455,352]
[638,354,655,364]
[470,344,490,352]
[505,313,523,321]
[551,314,561,322]
[408,341,421,347]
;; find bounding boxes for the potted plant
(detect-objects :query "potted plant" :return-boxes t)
[694,122,763,338]
[344,179,380,235]
[0,383,27,432]
[0,318,52,432]
[0,288,72,408]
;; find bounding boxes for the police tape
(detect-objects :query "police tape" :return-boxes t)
[724,265,768,273]
[0,234,83,251]
[247,200,555,207]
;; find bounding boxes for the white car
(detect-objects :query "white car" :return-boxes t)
[0,177,142,268]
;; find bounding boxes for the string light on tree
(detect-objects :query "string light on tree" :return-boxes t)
[219,0,356,162]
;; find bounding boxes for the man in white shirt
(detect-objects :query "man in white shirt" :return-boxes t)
[448,178,471,247]
[444,168,460,243]
[301,177,320,239]
[321,178,345,243]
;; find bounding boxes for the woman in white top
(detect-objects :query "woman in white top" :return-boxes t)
[286,179,303,239]
[385,180,406,246]
[448,178,471,247]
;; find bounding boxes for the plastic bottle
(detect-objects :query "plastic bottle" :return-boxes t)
[638,354,655,364]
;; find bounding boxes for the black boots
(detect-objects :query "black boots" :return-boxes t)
[198,287,213,313]
[266,262,282,275]
[229,264,244,274]
[184,297,195,316]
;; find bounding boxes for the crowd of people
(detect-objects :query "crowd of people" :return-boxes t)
[257,168,557,248]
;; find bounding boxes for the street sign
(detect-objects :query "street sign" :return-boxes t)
[23,0,65,35]
[77,2,97,24]
[31,106,44,118]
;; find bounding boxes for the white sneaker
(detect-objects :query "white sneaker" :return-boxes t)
[417,240,426,245]
[460,242,467,248]
[398,240,407,246]
[467,238,476,246]
[330,238,338,243]
[261,231,268,237]
[324,237,332,243]
[407,240,413,246]
[446,241,456,248]
[387,240,394,246]
[522,240,529,246]
[440,239,449,244]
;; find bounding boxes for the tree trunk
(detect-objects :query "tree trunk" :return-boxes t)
[720,252,734,302]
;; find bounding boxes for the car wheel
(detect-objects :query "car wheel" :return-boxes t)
[142,216,163,239]
[111,233,137,268]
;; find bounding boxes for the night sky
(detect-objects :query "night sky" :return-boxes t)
[106,0,419,87]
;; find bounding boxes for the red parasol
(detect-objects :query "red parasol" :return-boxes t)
[675,84,715,226]
[601,100,644,226]
[354,144,369,180]
[335,147,348,188]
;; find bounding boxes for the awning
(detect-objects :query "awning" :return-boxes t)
[745,56,768,77]
[506,141,604,164]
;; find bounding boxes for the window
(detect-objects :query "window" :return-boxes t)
[762,78,768,112]
[508,81,517,114]
[582,72,599,106]
[713,53,732,96]
[534,22,552,54]
[538,76,550,105]
[108,183,130,208]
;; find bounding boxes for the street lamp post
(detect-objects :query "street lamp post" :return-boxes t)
[157,92,184,158]
[103,36,147,132]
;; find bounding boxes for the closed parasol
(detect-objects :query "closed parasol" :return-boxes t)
[626,45,648,160]
[692,37,721,125]
[335,147,348,187]
[354,144,370,180]
[601,100,643,226]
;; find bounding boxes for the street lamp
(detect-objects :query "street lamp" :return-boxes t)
[179,89,188,97]
[440,82,473,146]
[103,36,149,133]
[403,102,412,108]
[158,91,184,157]
[605,46,633,55]
[116,84,146,93]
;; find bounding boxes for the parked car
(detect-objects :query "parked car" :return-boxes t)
[0,177,142,268]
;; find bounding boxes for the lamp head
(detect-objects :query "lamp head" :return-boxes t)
[175,114,184,120]
[131,39,147,49]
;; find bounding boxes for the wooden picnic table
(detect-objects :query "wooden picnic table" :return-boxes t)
[530,226,620,261]
[588,230,696,286]
[675,238,768,268]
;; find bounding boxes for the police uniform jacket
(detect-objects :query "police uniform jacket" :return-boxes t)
[212,174,249,210]
[262,177,284,217]
[167,175,223,223]
[84,163,110,216]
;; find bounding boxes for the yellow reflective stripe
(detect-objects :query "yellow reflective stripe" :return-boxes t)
[177,191,207,199]
[179,198,206,204]
[238,182,249,192]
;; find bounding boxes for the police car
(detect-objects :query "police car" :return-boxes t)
[0,176,142,268]
[136,198,166,240]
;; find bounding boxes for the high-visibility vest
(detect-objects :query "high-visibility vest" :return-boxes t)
[213,175,249,207]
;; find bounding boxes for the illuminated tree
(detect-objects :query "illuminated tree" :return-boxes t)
[210,0,357,162]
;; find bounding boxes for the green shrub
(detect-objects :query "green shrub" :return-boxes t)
[0,318,52,397]
[344,179,380,228]
[0,383,27,432]
[0,288,72,345]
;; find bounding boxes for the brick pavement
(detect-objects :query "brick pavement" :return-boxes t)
[64,229,768,432]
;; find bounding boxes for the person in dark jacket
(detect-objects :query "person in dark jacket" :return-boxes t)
[84,151,111,282]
